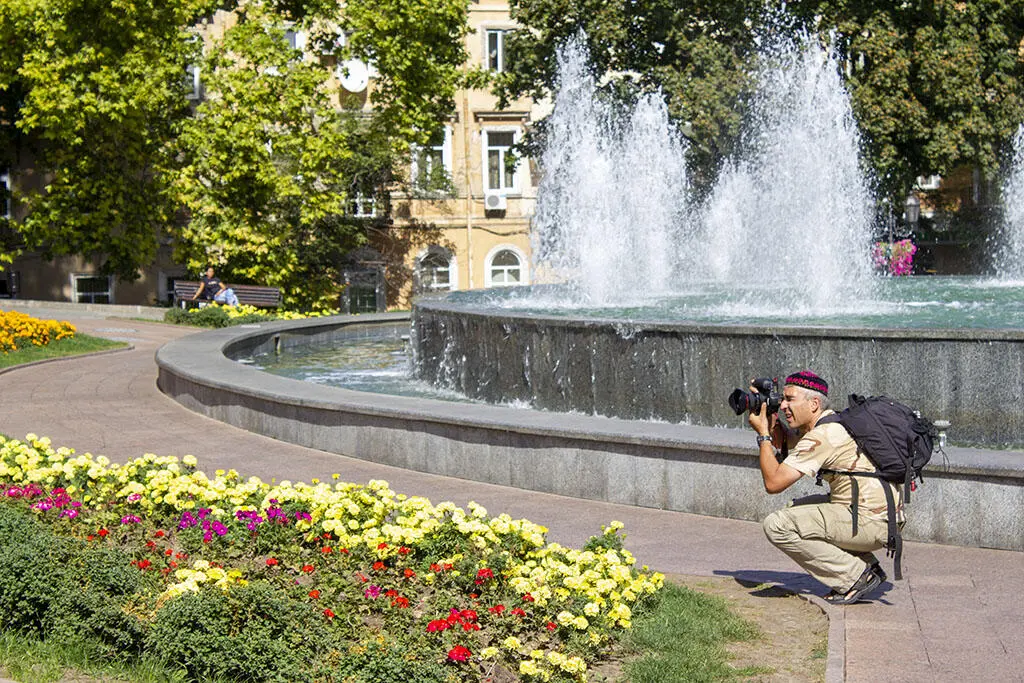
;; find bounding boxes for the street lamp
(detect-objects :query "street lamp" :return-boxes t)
[904,193,920,231]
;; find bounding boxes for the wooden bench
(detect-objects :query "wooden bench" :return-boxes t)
[172,280,282,309]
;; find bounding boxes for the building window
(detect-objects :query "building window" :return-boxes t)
[412,127,452,192]
[72,274,113,304]
[0,170,9,219]
[485,246,528,288]
[347,192,377,218]
[484,130,518,193]
[416,249,456,293]
[185,64,202,100]
[284,28,306,52]
[486,29,510,72]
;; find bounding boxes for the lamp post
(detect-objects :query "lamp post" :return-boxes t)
[904,193,920,232]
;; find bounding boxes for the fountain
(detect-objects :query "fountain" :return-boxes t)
[996,123,1024,280]
[413,34,1024,448]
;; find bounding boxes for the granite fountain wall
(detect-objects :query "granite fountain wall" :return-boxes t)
[412,299,1024,449]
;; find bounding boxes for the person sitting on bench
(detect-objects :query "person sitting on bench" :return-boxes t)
[192,266,239,307]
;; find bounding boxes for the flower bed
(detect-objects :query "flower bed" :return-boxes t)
[0,434,663,682]
[0,311,76,353]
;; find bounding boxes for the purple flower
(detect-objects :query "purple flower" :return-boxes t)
[178,511,198,530]
[364,585,382,599]
[121,515,142,525]
[127,493,142,502]
[60,509,78,519]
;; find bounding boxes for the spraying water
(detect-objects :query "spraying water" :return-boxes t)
[996,124,1024,280]
[531,35,690,305]
[531,31,877,312]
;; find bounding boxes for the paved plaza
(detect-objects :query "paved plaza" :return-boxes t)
[1,305,1022,682]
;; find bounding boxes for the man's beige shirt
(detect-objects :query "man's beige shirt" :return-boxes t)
[782,410,903,522]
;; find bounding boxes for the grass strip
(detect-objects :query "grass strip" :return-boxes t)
[0,334,128,369]
[623,582,765,682]
[0,631,188,683]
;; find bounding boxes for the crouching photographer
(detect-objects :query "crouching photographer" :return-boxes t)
[736,370,897,605]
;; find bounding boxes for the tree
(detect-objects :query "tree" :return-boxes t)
[0,0,219,277]
[499,0,1024,204]
[172,0,471,310]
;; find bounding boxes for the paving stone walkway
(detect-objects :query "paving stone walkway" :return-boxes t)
[1,305,1022,682]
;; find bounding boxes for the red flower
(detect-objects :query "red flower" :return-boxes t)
[372,561,385,571]
[522,593,535,602]
[169,561,178,568]
[377,542,388,550]
[321,546,332,554]
[86,535,94,542]
[154,530,166,538]
[164,548,173,556]
[427,619,450,632]
[488,604,505,614]
[546,622,557,631]
[301,564,315,573]
[403,568,416,579]
[137,559,152,570]
[398,546,410,555]
[511,608,526,618]
[323,609,335,619]
[447,645,471,663]
[308,590,321,599]
[430,563,441,572]
[146,540,156,549]
[477,568,494,579]
[461,622,481,632]
[266,557,279,567]
[392,596,410,608]
[385,589,398,598]
[460,609,478,622]
[97,528,109,538]
[340,547,349,554]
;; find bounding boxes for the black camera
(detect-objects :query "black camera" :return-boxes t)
[728,377,782,416]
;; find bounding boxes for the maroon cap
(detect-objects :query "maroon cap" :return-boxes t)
[785,370,828,395]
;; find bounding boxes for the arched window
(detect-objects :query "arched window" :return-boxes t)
[485,246,528,287]
[416,248,456,293]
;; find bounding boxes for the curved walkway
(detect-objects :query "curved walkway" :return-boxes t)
[1,307,1022,682]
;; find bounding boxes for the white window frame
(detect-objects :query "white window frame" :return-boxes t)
[185,63,202,100]
[416,248,458,292]
[484,244,529,288]
[411,126,453,191]
[482,127,522,195]
[0,170,9,219]
[348,192,377,218]
[71,273,113,304]
[485,29,510,72]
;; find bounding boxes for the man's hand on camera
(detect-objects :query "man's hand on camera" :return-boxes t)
[747,400,770,436]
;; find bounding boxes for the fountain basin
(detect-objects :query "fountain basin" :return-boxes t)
[155,314,1024,552]
[412,297,1024,449]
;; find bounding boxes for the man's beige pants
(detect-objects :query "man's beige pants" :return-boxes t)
[762,501,888,592]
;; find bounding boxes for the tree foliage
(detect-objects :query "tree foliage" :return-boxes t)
[0,0,219,277]
[500,0,1024,203]
[172,0,470,310]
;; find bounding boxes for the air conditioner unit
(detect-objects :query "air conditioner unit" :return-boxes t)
[484,191,507,211]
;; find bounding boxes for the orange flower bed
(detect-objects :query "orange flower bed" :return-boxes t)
[0,310,76,353]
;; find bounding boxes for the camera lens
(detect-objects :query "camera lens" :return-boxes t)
[728,389,751,415]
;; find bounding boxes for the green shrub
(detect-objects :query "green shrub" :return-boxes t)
[331,640,460,683]
[163,306,271,328]
[0,516,147,654]
[147,581,328,682]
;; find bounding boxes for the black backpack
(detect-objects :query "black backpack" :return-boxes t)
[816,394,937,580]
